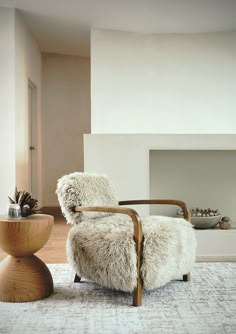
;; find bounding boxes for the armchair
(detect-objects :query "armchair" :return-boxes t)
[56,172,196,306]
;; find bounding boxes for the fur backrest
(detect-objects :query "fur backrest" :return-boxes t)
[56,172,118,224]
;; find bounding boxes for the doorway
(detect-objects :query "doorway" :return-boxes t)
[28,80,38,198]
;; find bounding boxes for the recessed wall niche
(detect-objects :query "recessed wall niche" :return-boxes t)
[149,150,236,224]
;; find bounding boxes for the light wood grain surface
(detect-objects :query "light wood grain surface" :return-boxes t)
[0,255,54,302]
[0,214,56,302]
[0,215,70,263]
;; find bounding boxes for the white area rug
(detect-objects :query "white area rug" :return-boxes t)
[0,263,235,334]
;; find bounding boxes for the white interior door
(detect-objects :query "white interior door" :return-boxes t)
[28,80,38,198]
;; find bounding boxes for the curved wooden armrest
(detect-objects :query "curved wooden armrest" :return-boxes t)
[119,199,190,222]
[73,205,143,245]
[73,205,143,305]
[73,205,143,306]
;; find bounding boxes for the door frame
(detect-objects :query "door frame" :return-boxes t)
[28,79,38,199]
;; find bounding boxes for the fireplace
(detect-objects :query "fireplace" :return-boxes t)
[84,134,236,261]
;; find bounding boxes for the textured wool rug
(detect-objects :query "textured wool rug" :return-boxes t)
[0,263,235,334]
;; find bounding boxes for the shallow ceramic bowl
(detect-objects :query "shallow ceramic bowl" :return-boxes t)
[177,213,221,229]
[190,215,221,229]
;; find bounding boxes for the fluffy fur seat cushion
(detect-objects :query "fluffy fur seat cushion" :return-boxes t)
[57,172,196,293]
[67,214,196,292]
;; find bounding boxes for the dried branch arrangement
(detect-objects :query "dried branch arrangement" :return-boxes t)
[8,187,39,217]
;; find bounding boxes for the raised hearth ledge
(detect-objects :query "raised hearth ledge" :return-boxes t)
[196,228,236,262]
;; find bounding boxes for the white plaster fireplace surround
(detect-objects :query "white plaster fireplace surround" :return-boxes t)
[84,134,236,261]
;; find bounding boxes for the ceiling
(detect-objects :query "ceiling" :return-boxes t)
[1,0,236,57]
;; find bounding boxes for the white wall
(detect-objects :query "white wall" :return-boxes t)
[0,8,42,213]
[15,11,42,203]
[91,29,236,134]
[42,53,90,206]
[0,8,15,214]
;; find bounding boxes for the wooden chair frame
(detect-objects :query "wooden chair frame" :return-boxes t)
[73,199,191,307]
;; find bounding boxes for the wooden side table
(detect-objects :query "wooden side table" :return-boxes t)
[0,214,54,302]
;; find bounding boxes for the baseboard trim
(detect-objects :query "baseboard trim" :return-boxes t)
[197,255,236,262]
[40,206,63,217]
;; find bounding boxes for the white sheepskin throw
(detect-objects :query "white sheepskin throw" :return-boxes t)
[67,215,196,292]
[56,172,118,225]
[57,172,196,292]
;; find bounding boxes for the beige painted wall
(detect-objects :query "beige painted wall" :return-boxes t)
[42,53,90,206]
[15,11,42,203]
[0,7,15,214]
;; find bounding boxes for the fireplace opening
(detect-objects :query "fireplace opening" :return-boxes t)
[149,150,236,226]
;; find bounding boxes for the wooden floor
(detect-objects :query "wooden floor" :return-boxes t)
[0,216,71,263]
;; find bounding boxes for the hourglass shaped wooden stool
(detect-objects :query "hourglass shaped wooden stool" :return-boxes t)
[0,214,54,302]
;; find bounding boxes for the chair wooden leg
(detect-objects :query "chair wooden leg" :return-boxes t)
[183,272,191,282]
[132,276,143,307]
[74,273,81,283]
